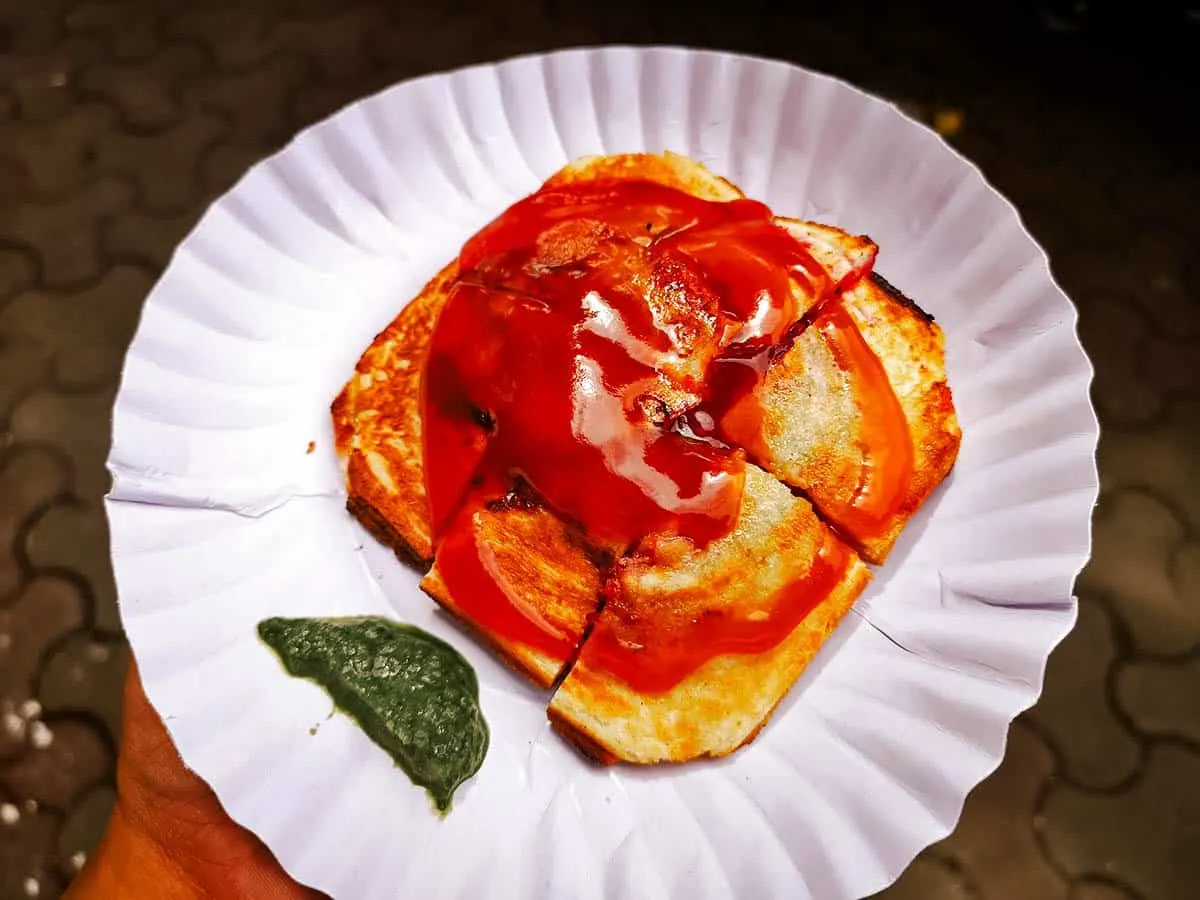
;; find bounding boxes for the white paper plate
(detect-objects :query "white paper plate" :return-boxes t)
[104,47,1098,900]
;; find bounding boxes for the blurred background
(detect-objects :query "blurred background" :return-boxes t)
[0,1,1197,897]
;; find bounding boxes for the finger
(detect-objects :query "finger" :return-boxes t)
[69,661,326,899]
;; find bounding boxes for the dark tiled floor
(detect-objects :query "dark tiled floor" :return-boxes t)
[0,1,1197,898]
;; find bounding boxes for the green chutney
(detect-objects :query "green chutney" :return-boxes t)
[257,616,489,814]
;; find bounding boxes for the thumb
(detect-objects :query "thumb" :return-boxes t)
[66,662,326,899]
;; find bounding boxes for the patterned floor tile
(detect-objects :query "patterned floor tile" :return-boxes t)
[0,451,72,602]
[78,42,207,132]
[0,336,51,423]
[55,784,115,885]
[1042,744,1200,900]
[63,0,169,63]
[873,854,977,900]
[1026,600,1142,789]
[0,800,64,900]
[0,104,117,198]
[1116,655,1200,744]
[0,179,134,288]
[0,1,1196,897]
[925,723,1067,900]
[38,634,128,739]
[9,389,116,512]
[1080,490,1199,656]
[1100,404,1200,537]
[0,579,86,760]
[0,715,112,811]
[24,502,119,635]
[0,265,154,390]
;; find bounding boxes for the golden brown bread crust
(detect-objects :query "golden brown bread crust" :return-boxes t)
[543,151,745,202]
[844,274,961,552]
[749,262,961,564]
[776,218,877,289]
[548,466,870,764]
[420,500,604,688]
[334,152,957,765]
[345,494,428,571]
[750,323,864,531]
[332,260,458,564]
[332,153,744,566]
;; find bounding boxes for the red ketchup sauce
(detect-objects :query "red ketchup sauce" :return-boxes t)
[421,178,890,689]
[432,475,582,662]
[584,539,854,694]
[814,303,915,541]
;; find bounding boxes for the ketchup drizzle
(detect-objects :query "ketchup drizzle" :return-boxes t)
[420,177,888,689]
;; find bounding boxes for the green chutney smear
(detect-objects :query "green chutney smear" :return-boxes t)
[257,616,489,814]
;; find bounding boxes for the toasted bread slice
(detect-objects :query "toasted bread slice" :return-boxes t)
[421,498,604,687]
[842,274,961,545]
[776,219,878,291]
[332,261,459,564]
[542,151,745,202]
[548,466,870,764]
[744,272,961,564]
[332,153,743,565]
[335,153,950,757]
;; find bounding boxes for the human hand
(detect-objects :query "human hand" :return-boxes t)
[66,662,325,899]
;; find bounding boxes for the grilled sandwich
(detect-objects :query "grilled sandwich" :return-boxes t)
[332,261,458,564]
[728,264,961,564]
[548,465,869,763]
[421,494,604,688]
[332,151,959,765]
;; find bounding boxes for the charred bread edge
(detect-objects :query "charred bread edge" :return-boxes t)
[345,488,430,571]
[868,271,935,325]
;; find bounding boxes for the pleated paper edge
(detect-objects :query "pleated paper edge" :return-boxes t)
[103,45,1101,900]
